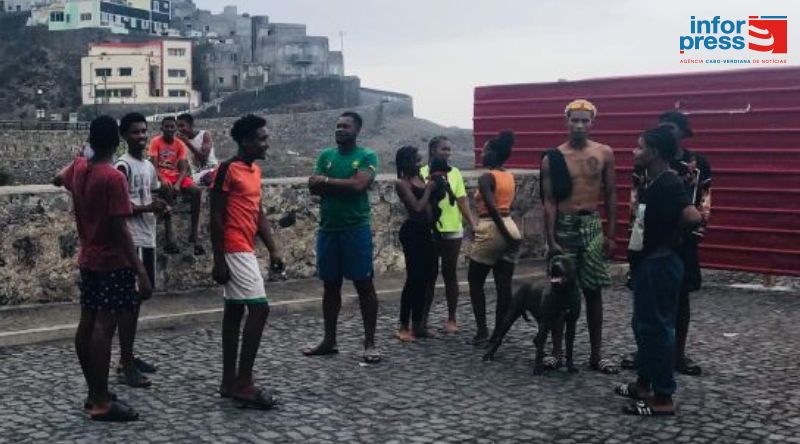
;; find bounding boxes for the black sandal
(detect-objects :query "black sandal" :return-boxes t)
[614,383,648,400]
[363,349,382,364]
[90,402,140,422]
[676,357,702,376]
[542,356,563,371]
[232,388,278,410]
[134,357,157,374]
[193,244,206,256]
[118,366,152,388]
[164,243,180,254]
[623,400,675,416]
[302,343,339,356]
[589,358,620,375]
[620,352,636,370]
[83,392,119,410]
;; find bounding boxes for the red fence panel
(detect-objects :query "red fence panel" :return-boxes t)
[474,67,800,276]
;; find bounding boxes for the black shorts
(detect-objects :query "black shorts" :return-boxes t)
[137,247,156,290]
[79,268,138,312]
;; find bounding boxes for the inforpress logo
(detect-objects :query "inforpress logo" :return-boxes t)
[679,15,788,54]
[748,16,788,53]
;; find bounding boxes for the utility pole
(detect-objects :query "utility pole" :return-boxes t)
[339,31,345,52]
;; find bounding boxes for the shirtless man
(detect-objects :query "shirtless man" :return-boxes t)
[540,99,618,374]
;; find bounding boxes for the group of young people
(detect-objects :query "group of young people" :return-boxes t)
[55,99,710,421]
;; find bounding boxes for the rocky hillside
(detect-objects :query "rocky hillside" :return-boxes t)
[203,105,475,177]
[0,104,474,185]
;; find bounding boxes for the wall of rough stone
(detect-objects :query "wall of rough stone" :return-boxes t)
[0,101,430,185]
[0,170,543,306]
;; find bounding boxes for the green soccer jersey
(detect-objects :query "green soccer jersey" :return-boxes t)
[315,146,378,232]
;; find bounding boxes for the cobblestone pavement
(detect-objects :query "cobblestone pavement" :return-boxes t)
[1,282,799,443]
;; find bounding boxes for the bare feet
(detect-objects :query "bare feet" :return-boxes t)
[445,320,459,334]
[395,328,415,342]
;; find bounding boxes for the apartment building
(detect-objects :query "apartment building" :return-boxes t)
[81,39,198,107]
[29,0,170,34]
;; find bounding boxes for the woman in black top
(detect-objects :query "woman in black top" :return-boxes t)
[394,146,437,341]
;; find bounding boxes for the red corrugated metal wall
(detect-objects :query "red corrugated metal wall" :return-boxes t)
[474,68,800,276]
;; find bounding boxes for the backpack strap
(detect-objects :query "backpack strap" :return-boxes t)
[212,158,236,193]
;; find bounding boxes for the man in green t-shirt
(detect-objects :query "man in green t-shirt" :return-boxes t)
[303,111,381,364]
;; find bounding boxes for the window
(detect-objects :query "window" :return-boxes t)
[168,48,186,57]
[218,77,224,84]
[118,67,132,76]
[50,11,64,22]
[231,53,237,62]
[168,69,187,78]
[95,88,134,98]
[80,13,91,21]
[95,68,112,77]
[65,14,70,23]
[168,89,187,97]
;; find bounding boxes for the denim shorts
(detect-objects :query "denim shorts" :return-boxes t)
[316,225,374,282]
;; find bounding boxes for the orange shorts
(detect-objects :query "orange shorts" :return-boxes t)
[165,175,194,190]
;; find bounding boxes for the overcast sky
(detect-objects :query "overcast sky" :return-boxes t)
[195,0,798,128]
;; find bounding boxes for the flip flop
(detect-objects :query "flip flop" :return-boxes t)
[302,344,339,356]
[134,357,157,374]
[232,388,278,410]
[589,358,620,375]
[623,400,675,417]
[467,335,489,346]
[613,383,648,400]
[363,350,382,364]
[542,356,563,371]
[90,401,140,422]
[83,392,119,410]
[676,357,702,376]
[620,353,637,370]
[118,366,152,388]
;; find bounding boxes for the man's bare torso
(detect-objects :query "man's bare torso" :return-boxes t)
[556,139,612,214]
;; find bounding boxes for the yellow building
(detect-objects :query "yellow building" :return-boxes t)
[81,39,198,107]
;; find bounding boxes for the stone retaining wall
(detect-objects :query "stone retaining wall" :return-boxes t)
[0,101,451,185]
[0,170,543,306]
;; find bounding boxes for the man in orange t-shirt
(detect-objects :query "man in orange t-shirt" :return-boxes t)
[149,116,204,255]
[210,114,283,410]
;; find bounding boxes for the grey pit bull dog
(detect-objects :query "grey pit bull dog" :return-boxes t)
[482,254,581,375]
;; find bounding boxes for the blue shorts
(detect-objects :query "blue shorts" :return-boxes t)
[316,225,374,282]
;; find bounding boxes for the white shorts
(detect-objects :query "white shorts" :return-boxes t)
[223,252,267,304]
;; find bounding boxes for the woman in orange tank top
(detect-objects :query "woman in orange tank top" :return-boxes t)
[467,130,522,345]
